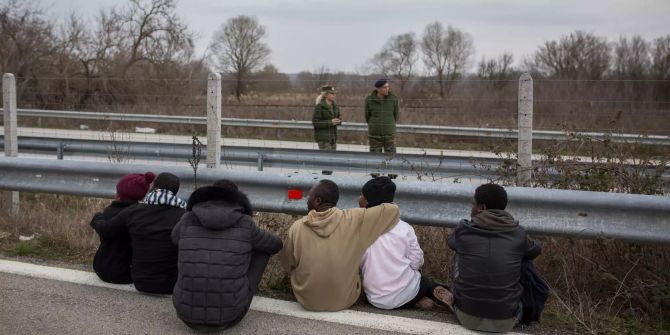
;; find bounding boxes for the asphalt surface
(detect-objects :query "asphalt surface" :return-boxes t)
[0,272,405,335]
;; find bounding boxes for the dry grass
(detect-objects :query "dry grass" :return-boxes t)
[1,192,668,334]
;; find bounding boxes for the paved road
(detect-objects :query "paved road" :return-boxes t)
[0,260,491,335]
[0,272,404,335]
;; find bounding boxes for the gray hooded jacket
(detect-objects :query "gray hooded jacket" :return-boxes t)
[171,187,282,326]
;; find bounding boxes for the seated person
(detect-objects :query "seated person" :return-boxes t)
[90,172,155,284]
[171,180,282,331]
[448,183,542,333]
[280,179,400,312]
[359,176,453,310]
[91,172,186,294]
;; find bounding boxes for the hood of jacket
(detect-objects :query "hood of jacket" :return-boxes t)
[303,207,343,237]
[471,209,518,232]
[188,186,253,230]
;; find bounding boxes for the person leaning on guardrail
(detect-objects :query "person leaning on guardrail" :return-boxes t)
[448,184,547,333]
[358,176,455,312]
[171,180,282,332]
[280,179,400,312]
[91,172,186,295]
[89,172,155,284]
[312,85,341,151]
[365,78,399,154]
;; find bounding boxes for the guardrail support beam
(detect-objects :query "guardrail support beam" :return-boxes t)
[517,73,533,186]
[206,73,222,168]
[3,73,19,215]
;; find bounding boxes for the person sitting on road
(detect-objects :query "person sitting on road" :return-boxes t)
[448,183,543,333]
[90,172,155,284]
[171,180,282,331]
[91,172,186,294]
[358,176,454,311]
[280,179,400,312]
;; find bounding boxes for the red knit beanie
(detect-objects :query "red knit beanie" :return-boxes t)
[116,172,156,201]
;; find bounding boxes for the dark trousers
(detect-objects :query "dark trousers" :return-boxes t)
[399,275,440,308]
[184,252,271,332]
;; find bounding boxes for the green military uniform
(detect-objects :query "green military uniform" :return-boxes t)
[312,98,340,150]
[364,90,399,153]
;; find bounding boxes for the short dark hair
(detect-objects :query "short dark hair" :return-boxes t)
[153,172,180,194]
[315,179,339,205]
[213,179,239,193]
[361,176,396,208]
[474,183,507,210]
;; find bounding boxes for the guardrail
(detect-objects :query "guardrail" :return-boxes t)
[0,156,668,243]
[1,136,499,178]
[2,108,669,145]
[4,135,668,180]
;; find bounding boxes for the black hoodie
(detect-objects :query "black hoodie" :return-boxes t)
[448,209,542,320]
[171,186,282,326]
[91,200,135,284]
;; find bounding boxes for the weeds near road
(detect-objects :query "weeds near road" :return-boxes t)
[1,192,668,334]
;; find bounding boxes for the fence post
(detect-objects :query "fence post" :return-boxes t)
[3,73,19,214]
[517,73,533,187]
[206,72,222,168]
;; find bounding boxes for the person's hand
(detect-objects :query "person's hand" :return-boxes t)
[331,118,341,125]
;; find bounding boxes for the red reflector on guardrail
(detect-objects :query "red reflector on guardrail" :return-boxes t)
[287,189,303,200]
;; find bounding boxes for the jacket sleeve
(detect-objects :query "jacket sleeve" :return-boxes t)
[171,212,189,246]
[312,104,332,130]
[393,99,399,122]
[279,223,297,272]
[358,203,400,242]
[90,207,130,239]
[250,218,283,255]
[524,237,542,260]
[364,99,371,124]
[407,226,424,270]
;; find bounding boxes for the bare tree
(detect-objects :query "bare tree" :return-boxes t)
[208,15,271,100]
[0,0,56,100]
[119,0,194,76]
[612,35,650,79]
[477,52,515,80]
[421,22,474,98]
[528,30,611,79]
[372,33,418,94]
[650,35,670,80]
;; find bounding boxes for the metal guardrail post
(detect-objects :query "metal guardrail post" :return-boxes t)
[257,153,265,171]
[206,73,222,168]
[517,73,533,186]
[2,73,19,215]
[56,141,64,160]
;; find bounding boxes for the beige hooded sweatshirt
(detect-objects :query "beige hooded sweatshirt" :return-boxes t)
[280,203,400,311]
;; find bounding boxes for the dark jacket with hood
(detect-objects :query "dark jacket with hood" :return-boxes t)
[448,209,542,320]
[91,193,186,294]
[312,98,341,142]
[364,90,399,136]
[171,186,282,326]
[90,200,135,284]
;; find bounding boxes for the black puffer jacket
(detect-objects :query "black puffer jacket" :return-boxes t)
[91,200,135,284]
[171,187,282,326]
[448,210,542,320]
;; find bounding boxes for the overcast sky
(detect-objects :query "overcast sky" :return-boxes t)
[48,0,670,74]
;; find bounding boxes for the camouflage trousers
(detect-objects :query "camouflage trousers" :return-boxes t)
[317,139,337,151]
[368,135,396,153]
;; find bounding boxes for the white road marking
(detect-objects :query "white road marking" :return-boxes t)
[0,259,519,335]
